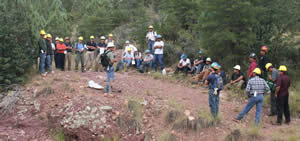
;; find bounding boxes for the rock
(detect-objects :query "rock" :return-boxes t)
[100,106,112,112]
[104,93,108,97]
[114,111,120,116]
[35,87,54,97]
[188,116,195,121]
[88,80,104,90]
[184,110,191,116]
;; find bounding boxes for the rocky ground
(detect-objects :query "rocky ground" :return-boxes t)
[0,68,299,141]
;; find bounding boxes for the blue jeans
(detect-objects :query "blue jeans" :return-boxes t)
[237,94,264,125]
[154,54,164,72]
[148,40,154,54]
[106,66,115,93]
[123,59,132,67]
[196,63,205,74]
[136,59,141,69]
[46,55,52,72]
[209,89,220,118]
[140,61,152,72]
[39,53,46,74]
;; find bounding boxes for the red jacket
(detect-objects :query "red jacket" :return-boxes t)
[248,61,257,78]
[56,43,66,54]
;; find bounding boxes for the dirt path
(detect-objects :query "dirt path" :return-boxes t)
[0,70,299,141]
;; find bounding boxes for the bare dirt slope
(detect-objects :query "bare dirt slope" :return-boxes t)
[0,70,299,141]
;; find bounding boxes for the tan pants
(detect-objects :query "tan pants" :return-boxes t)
[85,51,94,70]
[65,52,72,71]
[224,80,244,90]
[194,69,210,81]
[94,53,103,72]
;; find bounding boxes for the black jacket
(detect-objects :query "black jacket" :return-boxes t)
[46,40,53,55]
[259,55,270,71]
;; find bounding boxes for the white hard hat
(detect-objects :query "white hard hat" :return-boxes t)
[125,40,130,44]
[206,57,212,62]
[55,37,60,41]
[107,42,115,48]
[100,36,106,40]
[233,65,241,70]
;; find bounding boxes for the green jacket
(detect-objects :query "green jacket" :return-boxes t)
[38,37,47,54]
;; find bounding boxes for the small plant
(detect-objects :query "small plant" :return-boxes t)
[53,129,65,141]
[158,131,177,141]
[289,91,300,117]
[102,135,120,141]
[248,124,260,138]
[262,94,271,108]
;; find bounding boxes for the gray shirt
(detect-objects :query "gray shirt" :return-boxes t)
[144,54,153,61]
[271,69,279,82]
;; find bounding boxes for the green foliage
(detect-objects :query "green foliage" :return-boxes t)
[53,129,65,141]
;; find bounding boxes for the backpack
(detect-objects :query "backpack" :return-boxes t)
[214,74,223,91]
[100,50,111,67]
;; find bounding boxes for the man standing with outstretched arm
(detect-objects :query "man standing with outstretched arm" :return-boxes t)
[105,42,118,94]
[234,68,270,125]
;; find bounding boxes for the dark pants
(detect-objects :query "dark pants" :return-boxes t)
[270,90,278,115]
[56,53,65,71]
[277,95,290,123]
[176,66,190,74]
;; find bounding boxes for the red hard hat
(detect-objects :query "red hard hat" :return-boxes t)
[261,46,268,53]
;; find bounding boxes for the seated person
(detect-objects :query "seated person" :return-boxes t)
[122,48,134,67]
[134,50,142,69]
[175,54,191,74]
[193,50,206,74]
[224,65,245,90]
[194,57,212,82]
[139,50,153,73]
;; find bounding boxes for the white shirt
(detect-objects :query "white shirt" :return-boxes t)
[146,31,157,41]
[124,44,137,56]
[153,41,164,54]
[51,43,55,50]
[180,58,191,68]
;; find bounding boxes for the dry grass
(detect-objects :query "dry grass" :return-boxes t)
[158,131,177,141]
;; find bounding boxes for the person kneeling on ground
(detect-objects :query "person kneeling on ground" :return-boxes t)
[194,57,212,82]
[134,50,142,69]
[193,50,206,74]
[139,50,153,73]
[224,65,245,90]
[175,54,191,75]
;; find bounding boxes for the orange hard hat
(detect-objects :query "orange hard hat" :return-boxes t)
[261,46,268,53]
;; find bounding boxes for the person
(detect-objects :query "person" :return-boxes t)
[56,38,66,71]
[224,65,245,90]
[139,50,153,73]
[105,34,116,46]
[146,25,157,54]
[50,36,56,67]
[248,53,257,78]
[54,37,60,68]
[175,54,191,75]
[134,49,142,69]
[259,46,270,80]
[193,51,206,74]
[265,63,280,116]
[153,34,164,72]
[85,36,97,71]
[194,57,212,82]
[205,62,223,118]
[45,34,54,74]
[105,42,118,94]
[122,48,134,67]
[74,37,85,72]
[64,37,73,71]
[124,40,137,57]
[235,68,270,125]
[38,30,47,76]
[95,36,107,72]
[275,65,291,125]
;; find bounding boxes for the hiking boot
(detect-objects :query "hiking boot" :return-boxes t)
[268,113,277,116]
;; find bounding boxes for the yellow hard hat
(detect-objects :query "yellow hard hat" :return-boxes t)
[40,30,46,35]
[78,36,83,40]
[148,25,153,29]
[43,34,47,39]
[252,68,261,75]
[47,34,52,38]
[90,36,95,39]
[278,65,287,72]
[59,38,64,42]
[109,33,113,37]
[127,48,132,51]
[265,63,272,70]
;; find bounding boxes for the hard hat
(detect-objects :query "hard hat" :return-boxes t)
[47,34,52,38]
[59,38,64,42]
[107,42,115,48]
[127,48,132,51]
[78,36,83,40]
[265,63,272,70]
[55,37,60,41]
[145,50,151,54]
[206,57,212,62]
[211,62,221,70]
[43,34,47,39]
[261,46,268,53]
[90,36,95,39]
[157,34,162,39]
[100,36,106,40]
[249,53,256,58]
[109,34,113,37]
[181,54,187,59]
[233,65,241,70]
[40,30,46,35]
[278,65,287,72]
[125,40,130,44]
[149,25,153,29]
[199,50,203,54]
[252,68,261,75]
